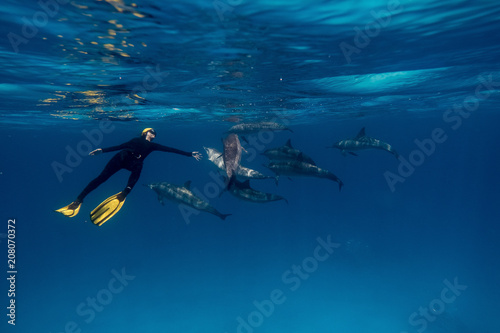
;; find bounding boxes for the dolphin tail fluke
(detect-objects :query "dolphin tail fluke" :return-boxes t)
[327,173,344,191]
[219,213,232,220]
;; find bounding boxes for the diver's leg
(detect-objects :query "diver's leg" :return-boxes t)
[76,152,124,202]
[119,163,143,199]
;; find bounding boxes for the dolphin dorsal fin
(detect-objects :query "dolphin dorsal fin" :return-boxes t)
[355,127,366,138]
[184,181,192,189]
[285,139,293,148]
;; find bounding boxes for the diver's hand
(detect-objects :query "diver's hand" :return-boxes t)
[192,151,202,161]
[89,149,103,156]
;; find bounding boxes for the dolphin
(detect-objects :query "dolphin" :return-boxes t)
[262,139,316,165]
[227,121,293,135]
[228,178,288,204]
[265,160,344,191]
[222,133,245,182]
[204,146,275,181]
[145,181,231,220]
[330,127,399,158]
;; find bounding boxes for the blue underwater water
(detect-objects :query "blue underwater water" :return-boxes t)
[1,0,500,332]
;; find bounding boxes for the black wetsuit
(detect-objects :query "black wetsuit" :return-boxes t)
[76,137,192,202]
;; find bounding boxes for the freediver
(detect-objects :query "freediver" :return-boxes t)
[56,128,202,226]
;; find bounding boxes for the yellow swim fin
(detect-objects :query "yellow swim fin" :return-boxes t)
[55,201,82,218]
[90,192,126,226]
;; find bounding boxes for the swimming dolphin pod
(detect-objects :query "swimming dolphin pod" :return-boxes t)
[145,181,231,220]
[143,124,402,220]
[330,127,399,158]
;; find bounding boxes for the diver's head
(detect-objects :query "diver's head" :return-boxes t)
[142,128,156,141]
